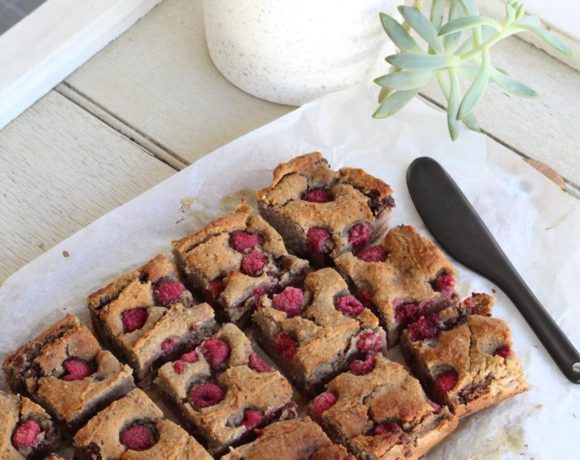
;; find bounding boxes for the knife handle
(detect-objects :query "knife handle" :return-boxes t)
[493,260,580,383]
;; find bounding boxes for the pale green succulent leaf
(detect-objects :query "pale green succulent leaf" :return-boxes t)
[463,113,481,132]
[379,13,423,53]
[447,70,461,140]
[458,0,479,15]
[386,53,458,70]
[378,87,393,103]
[397,6,444,53]
[490,68,538,98]
[430,0,446,31]
[519,15,541,27]
[517,24,572,55]
[444,1,464,51]
[373,90,419,118]
[439,16,502,36]
[374,70,434,90]
[458,50,492,119]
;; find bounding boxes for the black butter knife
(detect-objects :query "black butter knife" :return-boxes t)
[407,157,580,383]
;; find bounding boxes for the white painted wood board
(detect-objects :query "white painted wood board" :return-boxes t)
[65,0,293,164]
[0,0,163,130]
[0,91,175,283]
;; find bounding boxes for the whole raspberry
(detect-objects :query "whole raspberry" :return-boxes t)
[463,296,475,309]
[205,278,225,301]
[348,223,371,248]
[335,295,364,316]
[435,370,458,394]
[11,420,41,448]
[154,279,185,306]
[394,301,421,325]
[241,409,264,429]
[356,331,383,354]
[161,338,176,353]
[494,346,511,358]
[434,272,455,298]
[302,188,332,203]
[374,422,399,435]
[248,352,271,373]
[173,361,185,375]
[241,250,268,276]
[181,350,198,363]
[61,358,93,381]
[356,245,388,262]
[307,227,331,254]
[272,287,304,317]
[274,332,297,361]
[310,392,337,419]
[407,315,440,342]
[200,339,230,368]
[120,423,155,451]
[121,308,148,333]
[230,230,261,253]
[349,354,375,375]
[189,383,224,409]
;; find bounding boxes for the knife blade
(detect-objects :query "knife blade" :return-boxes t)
[406,156,580,383]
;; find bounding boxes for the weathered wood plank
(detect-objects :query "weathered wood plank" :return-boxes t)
[0,91,175,283]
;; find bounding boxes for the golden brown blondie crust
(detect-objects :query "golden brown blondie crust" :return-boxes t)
[2,315,134,430]
[0,391,60,460]
[87,254,217,380]
[74,388,211,459]
[257,152,394,263]
[221,417,354,460]
[155,323,294,455]
[400,293,528,418]
[335,225,457,346]
[310,356,457,460]
[252,267,386,394]
[173,203,309,325]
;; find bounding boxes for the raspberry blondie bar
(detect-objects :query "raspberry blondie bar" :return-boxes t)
[310,355,457,460]
[221,417,354,460]
[252,267,386,394]
[74,388,212,459]
[335,225,457,347]
[257,152,394,265]
[2,315,134,431]
[0,391,60,460]
[87,254,217,380]
[155,323,295,455]
[400,293,528,418]
[173,203,309,325]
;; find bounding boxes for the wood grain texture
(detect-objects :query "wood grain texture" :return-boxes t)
[0,91,175,283]
[421,36,580,187]
[65,0,293,164]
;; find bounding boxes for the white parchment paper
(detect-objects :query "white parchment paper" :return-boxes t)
[1,85,579,459]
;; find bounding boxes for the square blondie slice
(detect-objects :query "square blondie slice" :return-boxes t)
[257,152,394,266]
[220,417,354,460]
[155,323,295,455]
[335,225,457,347]
[173,203,309,325]
[2,315,134,432]
[87,254,217,380]
[400,293,528,418]
[309,355,458,460]
[252,267,386,395]
[74,388,212,460]
[0,391,61,460]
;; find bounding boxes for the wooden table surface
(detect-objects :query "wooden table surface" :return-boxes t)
[1,0,579,283]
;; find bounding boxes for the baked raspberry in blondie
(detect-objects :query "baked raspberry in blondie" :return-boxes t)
[252,267,386,394]
[334,225,457,347]
[0,391,60,460]
[257,152,394,265]
[87,254,217,380]
[400,293,528,418]
[2,315,134,432]
[155,323,295,455]
[310,355,457,460]
[172,203,309,325]
[221,417,354,460]
[73,388,212,459]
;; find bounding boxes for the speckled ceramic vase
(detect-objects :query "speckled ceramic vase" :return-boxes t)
[203,0,397,106]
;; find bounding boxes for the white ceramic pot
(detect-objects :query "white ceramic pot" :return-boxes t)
[203,0,397,106]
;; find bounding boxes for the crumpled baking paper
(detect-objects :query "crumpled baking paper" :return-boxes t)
[1,84,579,459]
